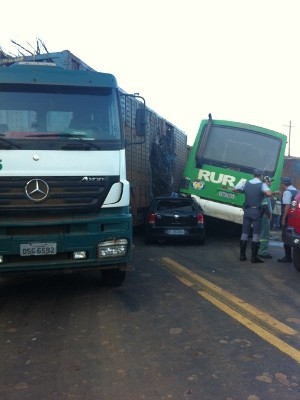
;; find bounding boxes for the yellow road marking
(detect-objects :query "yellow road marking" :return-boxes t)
[199,290,300,364]
[176,275,194,287]
[162,256,300,363]
[162,257,297,336]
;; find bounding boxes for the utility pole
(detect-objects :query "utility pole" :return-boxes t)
[283,121,295,157]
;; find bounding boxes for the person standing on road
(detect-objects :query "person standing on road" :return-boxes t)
[258,176,273,259]
[278,176,298,263]
[232,168,272,263]
[271,197,282,229]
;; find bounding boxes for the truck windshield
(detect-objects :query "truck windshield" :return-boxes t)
[0,85,122,150]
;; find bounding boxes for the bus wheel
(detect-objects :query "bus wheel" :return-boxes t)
[293,247,300,272]
[102,269,126,286]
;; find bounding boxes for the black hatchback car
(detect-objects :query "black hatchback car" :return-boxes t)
[144,195,205,244]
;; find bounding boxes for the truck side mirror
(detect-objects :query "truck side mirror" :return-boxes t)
[135,108,146,137]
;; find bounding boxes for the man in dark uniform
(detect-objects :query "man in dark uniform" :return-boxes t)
[278,176,298,262]
[233,168,272,263]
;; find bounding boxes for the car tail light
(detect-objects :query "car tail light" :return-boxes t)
[148,212,156,225]
[197,213,204,224]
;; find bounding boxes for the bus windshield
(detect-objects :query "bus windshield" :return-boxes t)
[196,125,282,176]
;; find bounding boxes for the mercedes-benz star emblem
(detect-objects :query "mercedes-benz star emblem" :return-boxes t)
[25,179,49,202]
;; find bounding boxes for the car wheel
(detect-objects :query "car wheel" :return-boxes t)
[293,247,300,272]
[102,269,126,286]
[196,231,206,245]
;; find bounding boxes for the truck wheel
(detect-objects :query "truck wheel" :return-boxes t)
[293,247,300,272]
[102,269,126,286]
[144,235,154,244]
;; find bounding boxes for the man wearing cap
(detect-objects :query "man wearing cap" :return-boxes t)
[233,168,272,263]
[258,176,273,258]
[278,177,298,263]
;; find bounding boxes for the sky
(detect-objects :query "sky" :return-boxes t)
[1,0,300,156]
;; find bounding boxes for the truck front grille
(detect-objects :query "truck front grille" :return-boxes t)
[0,175,119,215]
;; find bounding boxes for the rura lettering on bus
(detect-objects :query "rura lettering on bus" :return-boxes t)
[198,170,246,187]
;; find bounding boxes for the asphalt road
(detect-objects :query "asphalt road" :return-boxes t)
[0,220,299,400]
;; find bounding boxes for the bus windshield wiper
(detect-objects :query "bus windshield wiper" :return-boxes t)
[0,135,21,149]
[26,133,101,150]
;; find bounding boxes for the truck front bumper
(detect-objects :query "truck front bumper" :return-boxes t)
[0,213,132,274]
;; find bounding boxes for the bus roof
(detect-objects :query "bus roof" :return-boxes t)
[199,118,286,139]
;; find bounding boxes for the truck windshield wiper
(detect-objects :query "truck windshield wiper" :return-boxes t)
[0,135,21,149]
[26,133,101,150]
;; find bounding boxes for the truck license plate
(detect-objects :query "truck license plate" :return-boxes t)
[20,243,57,256]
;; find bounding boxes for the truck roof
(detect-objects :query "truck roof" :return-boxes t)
[0,62,118,88]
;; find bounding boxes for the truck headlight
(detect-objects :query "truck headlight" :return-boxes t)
[97,239,128,259]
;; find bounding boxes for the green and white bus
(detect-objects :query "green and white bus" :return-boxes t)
[180,114,287,224]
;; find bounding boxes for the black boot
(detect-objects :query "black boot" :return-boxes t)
[240,240,247,261]
[251,242,264,263]
[278,245,293,262]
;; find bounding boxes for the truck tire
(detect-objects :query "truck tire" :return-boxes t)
[102,269,126,286]
[198,237,206,245]
[144,235,153,244]
[293,247,300,272]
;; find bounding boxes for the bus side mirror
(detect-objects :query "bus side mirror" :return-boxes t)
[135,108,146,137]
[196,159,203,168]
